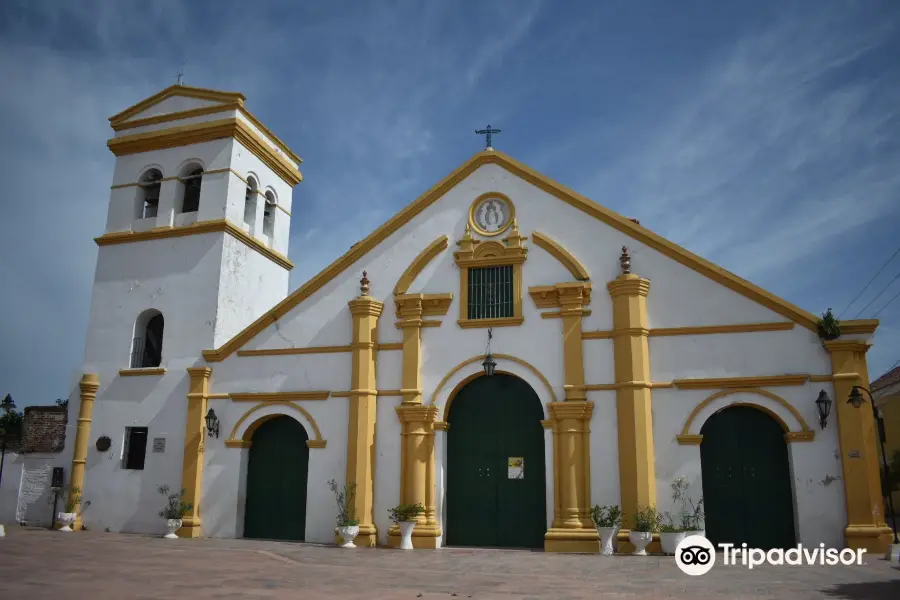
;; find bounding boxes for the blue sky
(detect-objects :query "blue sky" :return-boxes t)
[1,0,899,407]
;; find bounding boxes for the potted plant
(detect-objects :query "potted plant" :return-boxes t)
[328,479,360,548]
[659,512,687,555]
[629,506,660,556]
[589,504,622,555]
[389,503,425,550]
[57,486,90,532]
[817,308,841,341]
[671,476,705,538]
[157,485,192,539]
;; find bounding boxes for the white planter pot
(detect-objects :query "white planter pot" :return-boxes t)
[398,521,416,550]
[660,531,687,555]
[686,529,706,539]
[57,512,77,532]
[337,525,360,548]
[596,526,618,555]
[164,519,182,539]
[629,530,654,556]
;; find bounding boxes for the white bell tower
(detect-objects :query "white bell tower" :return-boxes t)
[82,84,302,374]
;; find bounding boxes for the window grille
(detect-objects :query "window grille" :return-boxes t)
[467,265,514,319]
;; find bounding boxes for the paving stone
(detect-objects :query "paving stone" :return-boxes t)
[0,529,898,599]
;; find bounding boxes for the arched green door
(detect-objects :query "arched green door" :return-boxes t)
[700,406,796,550]
[244,416,309,541]
[447,373,546,548]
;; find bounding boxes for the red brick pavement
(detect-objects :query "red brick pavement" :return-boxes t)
[0,527,898,599]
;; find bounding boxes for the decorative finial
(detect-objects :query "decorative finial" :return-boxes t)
[360,270,370,296]
[475,124,502,150]
[620,246,631,275]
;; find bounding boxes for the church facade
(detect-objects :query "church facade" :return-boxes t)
[63,84,892,554]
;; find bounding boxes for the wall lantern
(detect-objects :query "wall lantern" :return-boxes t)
[482,327,497,377]
[814,390,832,430]
[847,386,865,408]
[205,408,220,439]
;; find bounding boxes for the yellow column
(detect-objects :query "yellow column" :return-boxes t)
[389,293,441,548]
[178,367,211,537]
[545,282,597,552]
[825,340,893,554]
[347,281,384,547]
[607,271,658,553]
[70,373,98,530]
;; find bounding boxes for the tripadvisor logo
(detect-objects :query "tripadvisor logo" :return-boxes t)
[675,536,867,576]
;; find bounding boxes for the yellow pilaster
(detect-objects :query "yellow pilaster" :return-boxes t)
[178,366,211,538]
[825,340,894,554]
[544,281,597,552]
[347,289,384,547]
[70,373,98,530]
[390,404,441,548]
[607,273,659,554]
[389,293,446,548]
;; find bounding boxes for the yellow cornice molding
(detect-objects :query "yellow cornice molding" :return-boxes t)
[606,274,650,298]
[394,293,453,319]
[823,340,872,353]
[679,388,813,441]
[528,282,592,310]
[348,296,385,317]
[95,219,293,271]
[530,231,590,281]
[107,118,302,186]
[110,102,242,132]
[582,321,796,339]
[839,319,879,335]
[458,316,524,329]
[675,434,703,445]
[672,374,810,389]
[119,367,167,376]
[108,85,246,125]
[229,391,331,402]
[306,440,327,449]
[393,235,450,295]
[200,149,824,362]
[237,345,351,357]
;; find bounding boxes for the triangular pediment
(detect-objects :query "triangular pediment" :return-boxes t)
[108,85,246,130]
[203,149,875,362]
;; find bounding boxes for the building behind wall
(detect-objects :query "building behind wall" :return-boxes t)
[52,83,894,554]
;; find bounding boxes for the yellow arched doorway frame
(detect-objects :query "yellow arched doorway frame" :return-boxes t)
[225,401,327,449]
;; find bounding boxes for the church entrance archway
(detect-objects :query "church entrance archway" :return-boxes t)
[446,373,546,548]
[700,405,796,550]
[243,416,309,541]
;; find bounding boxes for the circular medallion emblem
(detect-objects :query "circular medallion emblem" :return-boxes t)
[469,193,514,236]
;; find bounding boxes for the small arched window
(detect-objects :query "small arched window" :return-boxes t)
[243,176,258,230]
[263,191,276,239]
[131,309,164,368]
[179,165,203,213]
[138,169,162,219]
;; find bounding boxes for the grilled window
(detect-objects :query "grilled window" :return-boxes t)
[467,265,514,319]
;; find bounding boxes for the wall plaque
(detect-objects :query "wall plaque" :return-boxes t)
[848,450,861,458]
[96,436,112,452]
[508,457,524,479]
[152,438,166,453]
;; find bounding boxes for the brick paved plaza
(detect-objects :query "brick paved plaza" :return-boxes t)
[0,528,898,599]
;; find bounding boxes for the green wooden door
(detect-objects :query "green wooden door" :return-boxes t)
[244,416,309,541]
[700,406,796,550]
[447,374,546,548]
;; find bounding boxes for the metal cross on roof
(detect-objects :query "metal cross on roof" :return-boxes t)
[176,60,186,86]
[475,124,501,149]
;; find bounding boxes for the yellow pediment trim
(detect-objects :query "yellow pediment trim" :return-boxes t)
[201,149,868,362]
[531,231,589,281]
[109,84,245,126]
[393,235,449,295]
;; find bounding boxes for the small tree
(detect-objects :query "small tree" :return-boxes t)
[157,485,192,520]
[328,479,359,527]
[817,308,841,341]
[388,503,425,524]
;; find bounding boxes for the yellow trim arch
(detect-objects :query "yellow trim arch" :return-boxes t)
[531,231,590,281]
[676,388,814,444]
[227,401,325,447]
[393,235,450,295]
[430,353,558,422]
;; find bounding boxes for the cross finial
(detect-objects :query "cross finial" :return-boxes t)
[475,124,501,150]
[360,270,370,296]
[176,60,186,86]
[620,246,631,275]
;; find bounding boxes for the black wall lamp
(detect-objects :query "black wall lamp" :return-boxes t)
[482,327,497,377]
[205,408,220,439]
[815,390,832,430]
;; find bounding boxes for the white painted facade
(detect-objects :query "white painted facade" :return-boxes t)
[2,86,860,551]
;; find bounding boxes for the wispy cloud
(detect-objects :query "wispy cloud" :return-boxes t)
[1,0,899,405]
